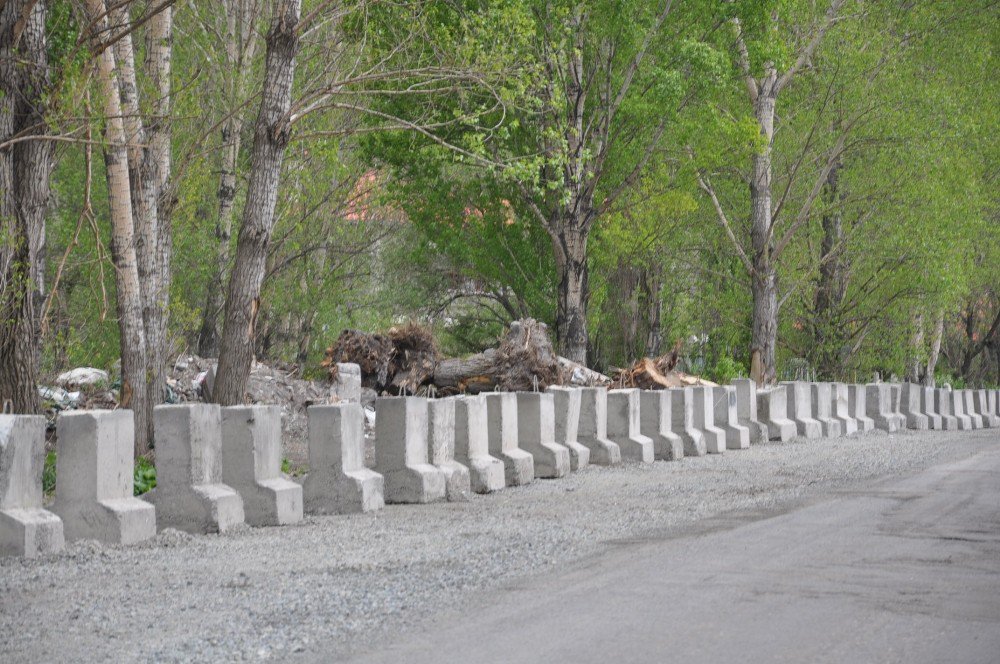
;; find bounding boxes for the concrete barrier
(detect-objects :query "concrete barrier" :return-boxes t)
[691,386,726,453]
[848,384,875,433]
[221,406,303,526]
[732,379,768,444]
[757,385,797,441]
[639,390,683,461]
[900,383,929,431]
[547,386,591,470]
[949,390,973,430]
[922,386,944,430]
[484,392,535,485]
[607,389,655,462]
[865,384,899,432]
[888,384,906,430]
[304,403,384,514]
[667,388,706,455]
[962,390,983,429]
[375,397,447,503]
[712,386,750,450]
[810,383,842,438]
[782,382,822,438]
[149,404,245,534]
[453,395,506,493]
[331,362,362,403]
[829,383,858,435]
[52,410,156,544]
[515,392,570,478]
[935,388,960,430]
[577,388,622,465]
[974,389,998,428]
[427,398,472,500]
[1,415,64,557]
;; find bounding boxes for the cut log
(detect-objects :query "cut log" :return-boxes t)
[432,349,498,394]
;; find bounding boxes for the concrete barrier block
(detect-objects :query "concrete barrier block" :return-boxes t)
[865,384,899,432]
[577,388,622,465]
[781,382,822,438]
[848,384,875,433]
[829,383,858,435]
[428,398,472,500]
[52,410,156,545]
[149,404,245,534]
[639,390,683,461]
[607,389,655,462]
[668,388,707,455]
[732,379,768,444]
[711,386,750,450]
[375,397,447,503]
[304,403,383,514]
[515,393,570,478]
[691,386,727,453]
[484,392,535,485]
[331,363,362,403]
[963,390,984,429]
[454,395,505,493]
[974,390,998,428]
[0,415,64,557]
[922,386,943,430]
[900,383,929,430]
[888,384,907,430]
[546,386,591,470]
[935,389,960,430]
[808,383,842,438]
[949,390,973,430]
[757,386,797,441]
[221,406,303,526]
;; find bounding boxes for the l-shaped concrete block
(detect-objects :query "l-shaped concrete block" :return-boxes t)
[1,415,64,557]
[304,403,384,514]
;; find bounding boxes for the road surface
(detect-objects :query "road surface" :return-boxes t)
[342,445,1000,664]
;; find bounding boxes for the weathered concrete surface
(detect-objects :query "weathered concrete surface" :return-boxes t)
[757,386,797,442]
[515,393,570,478]
[865,384,899,433]
[331,363,362,404]
[453,396,505,494]
[375,397,447,504]
[732,379,768,444]
[576,388,622,466]
[974,390,998,428]
[427,398,472,500]
[809,383,842,438]
[888,384,907,431]
[668,388,706,456]
[221,406,303,526]
[691,387,727,454]
[900,383,929,431]
[828,383,858,436]
[547,387,591,470]
[53,410,156,544]
[484,393,535,485]
[922,386,944,430]
[962,390,983,430]
[949,390,973,431]
[935,389,960,431]
[848,384,875,433]
[0,415,63,557]
[148,405,245,534]
[304,404,384,514]
[711,386,750,450]
[343,443,1000,664]
[782,382,822,439]
[638,390,683,461]
[606,389,655,463]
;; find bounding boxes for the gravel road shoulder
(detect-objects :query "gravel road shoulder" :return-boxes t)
[2,428,997,663]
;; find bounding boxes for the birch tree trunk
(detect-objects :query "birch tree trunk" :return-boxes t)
[907,312,925,383]
[551,223,590,365]
[924,309,944,387]
[0,0,49,414]
[86,0,150,452]
[214,0,301,406]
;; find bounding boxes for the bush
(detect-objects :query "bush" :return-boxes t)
[707,356,746,384]
[134,457,157,495]
[42,451,57,496]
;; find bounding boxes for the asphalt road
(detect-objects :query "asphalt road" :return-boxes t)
[343,444,1000,664]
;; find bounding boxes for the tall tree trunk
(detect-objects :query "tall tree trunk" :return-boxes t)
[214,0,301,406]
[86,0,150,452]
[644,268,663,357]
[907,311,925,383]
[198,0,257,357]
[924,309,944,387]
[552,223,589,365]
[0,0,50,414]
[749,72,778,385]
[814,157,846,378]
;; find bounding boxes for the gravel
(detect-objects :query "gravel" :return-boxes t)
[2,428,996,663]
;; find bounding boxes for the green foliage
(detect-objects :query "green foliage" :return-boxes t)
[42,452,57,497]
[706,356,747,385]
[134,458,157,496]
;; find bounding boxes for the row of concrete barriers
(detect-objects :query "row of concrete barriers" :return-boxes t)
[3,377,998,558]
